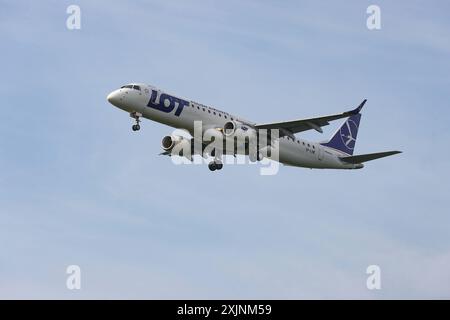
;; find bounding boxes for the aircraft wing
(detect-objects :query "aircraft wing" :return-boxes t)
[254,99,367,137]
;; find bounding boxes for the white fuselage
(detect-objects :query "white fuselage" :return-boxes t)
[107,84,363,170]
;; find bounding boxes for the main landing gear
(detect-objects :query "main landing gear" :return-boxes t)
[130,112,142,131]
[208,160,223,171]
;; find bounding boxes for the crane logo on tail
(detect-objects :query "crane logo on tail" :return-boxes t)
[339,118,358,151]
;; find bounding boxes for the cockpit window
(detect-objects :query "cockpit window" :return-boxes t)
[120,85,141,91]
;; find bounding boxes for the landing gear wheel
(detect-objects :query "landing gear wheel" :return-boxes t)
[215,160,223,170]
[208,160,223,171]
[130,111,142,132]
[208,162,217,171]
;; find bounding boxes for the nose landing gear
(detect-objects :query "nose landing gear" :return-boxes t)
[130,112,142,131]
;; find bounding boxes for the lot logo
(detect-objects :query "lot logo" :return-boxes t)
[147,90,189,117]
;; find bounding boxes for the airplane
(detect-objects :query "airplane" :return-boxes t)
[106,83,401,171]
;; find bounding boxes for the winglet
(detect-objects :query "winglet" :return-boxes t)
[349,99,367,115]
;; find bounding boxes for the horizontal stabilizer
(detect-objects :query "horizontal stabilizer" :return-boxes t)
[340,151,402,164]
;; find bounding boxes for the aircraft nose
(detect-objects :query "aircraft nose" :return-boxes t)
[107,90,120,106]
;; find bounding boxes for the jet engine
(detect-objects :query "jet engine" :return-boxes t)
[223,121,256,140]
[161,135,192,155]
[223,121,236,136]
[221,121,260,157]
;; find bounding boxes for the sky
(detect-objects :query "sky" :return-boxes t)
[0,0,449,299]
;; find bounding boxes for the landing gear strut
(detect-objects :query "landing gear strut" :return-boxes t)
[208,160,223,171]
[130,112,142,131]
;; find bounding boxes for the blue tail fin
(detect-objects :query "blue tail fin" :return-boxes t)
[321,113,362,155]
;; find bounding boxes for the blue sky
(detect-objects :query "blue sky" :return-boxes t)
[1,0,449,299]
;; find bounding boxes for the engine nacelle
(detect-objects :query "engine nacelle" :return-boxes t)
[161,135,194,159]
[221,122,259,157]
[223,121,257,140]
[161,135,182,151]
[223,121,236,136]
[162,134,192,151]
